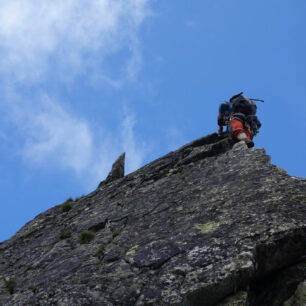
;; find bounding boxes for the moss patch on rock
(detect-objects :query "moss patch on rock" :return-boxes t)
[5,278,17,294]
[78,230,95,244]
[194,222,220,234]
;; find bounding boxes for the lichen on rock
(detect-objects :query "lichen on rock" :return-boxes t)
[0,133,305,306]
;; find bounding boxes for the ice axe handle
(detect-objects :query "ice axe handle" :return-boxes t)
[250,98,264,103]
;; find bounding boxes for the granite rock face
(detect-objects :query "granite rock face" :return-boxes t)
[101,152,126,186]
[0,133,305,306]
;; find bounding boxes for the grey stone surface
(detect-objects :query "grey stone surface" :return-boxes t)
[100,152,126,186]
[0,133,305,305]
[216,291,248,306]
[283,279,306,306]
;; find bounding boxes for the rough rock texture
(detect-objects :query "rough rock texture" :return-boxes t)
[283,280,306,306]
[101,152,126,186]
[0,133,305,306]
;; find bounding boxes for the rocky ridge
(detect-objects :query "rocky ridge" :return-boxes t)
[0,133,305,305]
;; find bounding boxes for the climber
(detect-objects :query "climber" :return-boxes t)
[218,92,262,148]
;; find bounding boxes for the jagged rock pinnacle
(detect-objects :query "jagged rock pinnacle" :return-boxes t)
[99,152,126,187]
[0,133,305,306]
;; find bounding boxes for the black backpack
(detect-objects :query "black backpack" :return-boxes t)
[230,92,257,116]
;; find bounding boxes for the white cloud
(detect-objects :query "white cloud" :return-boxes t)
[121,110,147,173]
[0,0,151,84]
[6,95,146,187]
[0,0,151,187]
[21,96,93,174]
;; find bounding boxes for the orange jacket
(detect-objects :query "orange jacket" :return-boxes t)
[230,118,252,140]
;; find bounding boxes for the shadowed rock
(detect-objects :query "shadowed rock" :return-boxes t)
[0,133,305,306]
[99,152,125,187]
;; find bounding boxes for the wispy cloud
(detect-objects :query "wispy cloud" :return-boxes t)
[121,109,147,173]
[5,94,146,187]
[21,96,94,174]
[0,0,151,84]
[0,0,152,188]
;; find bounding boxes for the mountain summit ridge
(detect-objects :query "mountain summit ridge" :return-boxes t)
[0,133,305,305]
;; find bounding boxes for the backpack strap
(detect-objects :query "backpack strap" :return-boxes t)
[231,113,246,123]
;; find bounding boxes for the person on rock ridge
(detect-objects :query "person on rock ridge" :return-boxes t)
[217,92,262,148]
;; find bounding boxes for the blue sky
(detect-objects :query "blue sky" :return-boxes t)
[0,0,305,242]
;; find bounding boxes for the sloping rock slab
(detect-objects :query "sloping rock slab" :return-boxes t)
[0,133,305,305]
